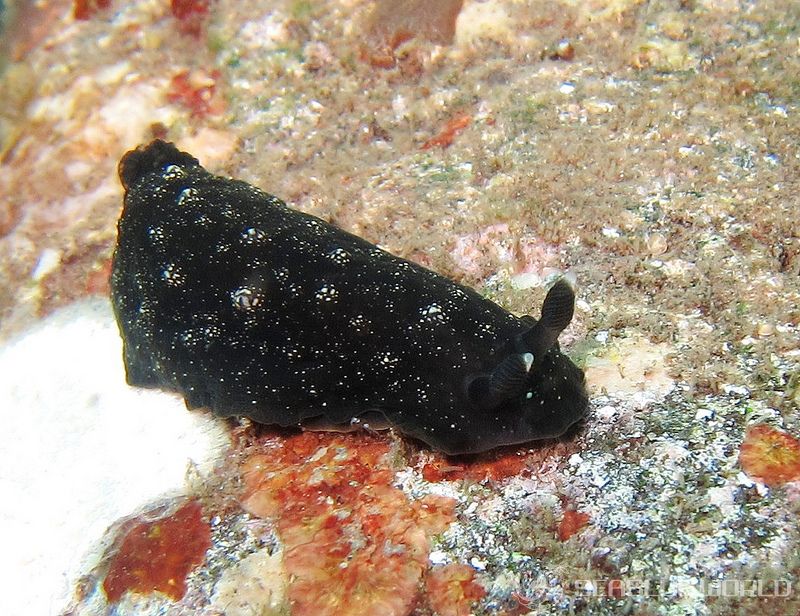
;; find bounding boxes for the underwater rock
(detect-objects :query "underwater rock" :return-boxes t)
[110,140,588,454]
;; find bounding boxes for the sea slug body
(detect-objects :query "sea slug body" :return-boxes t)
[110,140,589,454]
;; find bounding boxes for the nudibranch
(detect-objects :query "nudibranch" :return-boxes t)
[110,140,588,454]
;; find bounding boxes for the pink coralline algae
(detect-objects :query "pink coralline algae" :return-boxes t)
[240,432,459,616]
[426,563,487,616]
[362,0,464,69]
[450,224,557,281]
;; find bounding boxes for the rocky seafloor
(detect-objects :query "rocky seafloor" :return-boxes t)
[0,0,799,615]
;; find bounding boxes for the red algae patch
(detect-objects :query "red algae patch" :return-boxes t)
[73,0,111,21]
[167,70,225,118]
[739,425,800,487]
[557,509,590,541]
[84,258,112,295]
[422,112,472,150]
[102,500,211,603]
[240,432,458,616]
[418,447,531,483]
[426,563,486,616]
[170,0,210,37]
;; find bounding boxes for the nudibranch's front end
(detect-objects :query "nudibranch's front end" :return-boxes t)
[438,279,589,454]
[111,140,588,455]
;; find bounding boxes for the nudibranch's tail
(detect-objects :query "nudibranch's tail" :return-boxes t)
[466,277,577,410]
[118,140,199,191]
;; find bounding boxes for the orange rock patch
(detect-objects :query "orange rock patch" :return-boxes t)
[557,509,590,541]
[739,424,800,487]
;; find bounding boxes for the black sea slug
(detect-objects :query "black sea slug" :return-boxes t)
[110,140,589,454]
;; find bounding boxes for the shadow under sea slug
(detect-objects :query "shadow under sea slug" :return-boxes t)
[110,140,589,454]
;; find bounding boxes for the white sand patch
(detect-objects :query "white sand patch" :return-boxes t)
[0,299,229,616]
